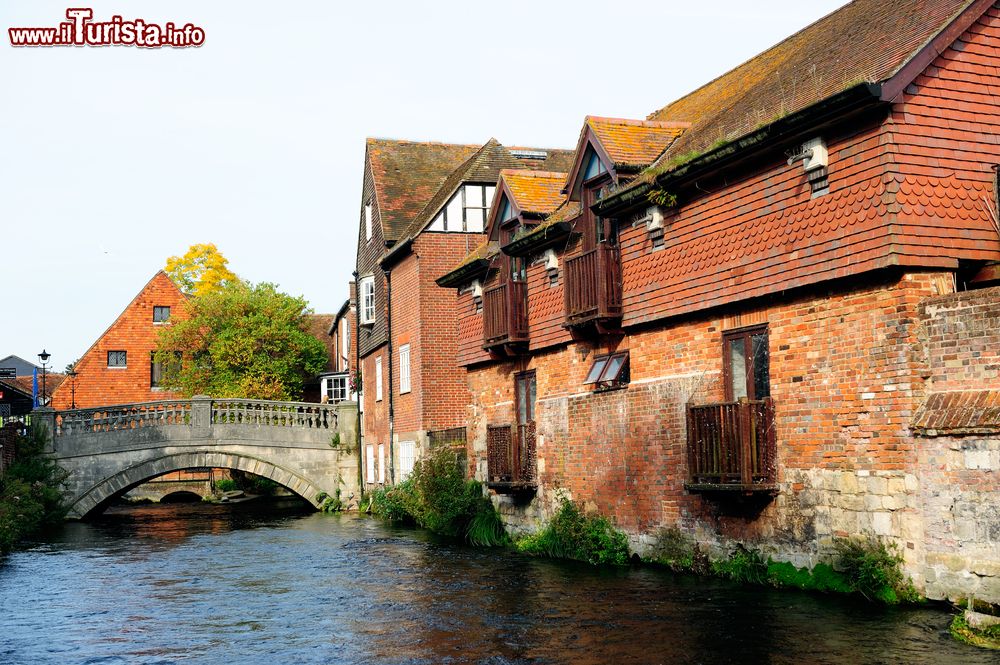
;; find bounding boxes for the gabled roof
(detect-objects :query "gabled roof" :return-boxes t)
[393,140,574,244]
[562,116,688,200]
[366,138,481,243]
[646,0,980,167]
[585,117,688,169]
[500,170,567,217]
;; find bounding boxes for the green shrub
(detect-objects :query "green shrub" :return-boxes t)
[712,544,768,585]
[466,501,509,547]
[369,450,507,546]
[316,489,343,513]
[0,425,67,553]
[517,499,629,566]
[833,535,920,604]
[645,526,697,572]
[370,479,418,523]
[214,478,238,493]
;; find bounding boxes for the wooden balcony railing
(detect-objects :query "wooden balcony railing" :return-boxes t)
[486,422,537,491]
[686,398,777,492]
[483,281,529,349]
[564,243,622,326]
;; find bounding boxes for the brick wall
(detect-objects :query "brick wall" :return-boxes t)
[914,284,1000,601]
[50,271,188,410]
[469,271,955,570]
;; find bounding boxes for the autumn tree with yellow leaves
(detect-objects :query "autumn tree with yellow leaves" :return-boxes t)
[165,243,239,296]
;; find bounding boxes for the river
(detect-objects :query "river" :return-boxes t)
[0,500,991,664]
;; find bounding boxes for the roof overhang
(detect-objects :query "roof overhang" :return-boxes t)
[501,222,574,258]
[598,82,886,217]
[436,258,492,288]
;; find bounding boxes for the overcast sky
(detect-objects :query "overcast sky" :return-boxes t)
[1,0,846,371]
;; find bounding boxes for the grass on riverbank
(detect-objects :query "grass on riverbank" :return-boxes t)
[644,527,920,605]
[0,426,67,553]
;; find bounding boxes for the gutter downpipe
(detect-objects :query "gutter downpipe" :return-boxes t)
[384,267,396,485]
[352,270,363,497]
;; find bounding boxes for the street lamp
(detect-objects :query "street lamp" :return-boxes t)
[68,369,78,410]
[38,349,50,406]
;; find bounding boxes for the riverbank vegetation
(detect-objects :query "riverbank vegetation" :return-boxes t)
[643,527,919,604]
[516,499,630,566]
[950,598,1000,650]
[369,449,507,546]
[0,426,66,553]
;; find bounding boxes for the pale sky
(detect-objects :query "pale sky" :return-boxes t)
[1,0,846,371]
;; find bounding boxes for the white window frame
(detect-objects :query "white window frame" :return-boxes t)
[340,318,349,369]
[360,276,375,325]
[378,443,386,484]
[364,202,373,242]
[324,375,348,403]
[366,444,375,483]
[399,344,411,394]
[375,356,383,401]
[399,440,415,480]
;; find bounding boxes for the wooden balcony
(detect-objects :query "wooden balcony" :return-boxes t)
[483,281,529,350]
[564,244,622,327]
[686,398,778,493]
[486,423,536,492]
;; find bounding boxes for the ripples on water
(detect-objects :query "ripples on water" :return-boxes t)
[0,502,991,665]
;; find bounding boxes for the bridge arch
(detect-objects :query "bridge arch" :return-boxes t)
[68,450,328,519]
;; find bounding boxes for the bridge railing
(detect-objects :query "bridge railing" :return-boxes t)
[57,400,192,435]
[211,399,337,430]
[53,398,338,435]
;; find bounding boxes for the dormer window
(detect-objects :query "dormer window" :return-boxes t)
[429,184,496,233]
[582,149,608,181]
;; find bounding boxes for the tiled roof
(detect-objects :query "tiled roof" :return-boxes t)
[305,314,336,372]
[396,141,574,243]
[912,390,1000,434]
[501,170,567,216]
[586,117,687,169]
[646,0,977,166]
[367,139,481,243]
[2,374,67,398]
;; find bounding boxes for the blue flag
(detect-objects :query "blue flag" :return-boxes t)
[32,367,39,408]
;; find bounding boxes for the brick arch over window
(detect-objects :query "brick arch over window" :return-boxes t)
[67,451,326,518]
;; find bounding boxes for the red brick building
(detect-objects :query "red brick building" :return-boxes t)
[50,271,189,409]
[355,138,571,488]
[439,0,1000,601]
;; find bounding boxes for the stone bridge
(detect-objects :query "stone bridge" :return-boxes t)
[33,396,359,519]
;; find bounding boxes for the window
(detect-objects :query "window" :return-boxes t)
[364,201,373,241]
[340,318,349,370]
[584,351,630,389]
[366,444,376,483]
[360,276,375,324]
[516,371,536,427]
[378,443,386,483]
[723,325,770,401]
[153,306,171,323]
[107,350,127,368]
[150,351,181,388]
[375,356,383,401]
[399,440,415,480]
[399,344,411,394]
[325,374,348,403]
[428,184,496,232]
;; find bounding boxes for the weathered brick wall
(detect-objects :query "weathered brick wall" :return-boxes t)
[50,271,188,410]
[469,271,954,571]
[914,284,1000,601]
[390,252,422,436]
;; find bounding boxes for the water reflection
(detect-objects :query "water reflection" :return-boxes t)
[0,503,990,665]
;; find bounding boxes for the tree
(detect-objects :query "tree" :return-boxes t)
[154,282,328,400]
[165,243,239,297]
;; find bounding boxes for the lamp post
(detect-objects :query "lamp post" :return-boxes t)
[68,369,78,409]
[38,349,50,406]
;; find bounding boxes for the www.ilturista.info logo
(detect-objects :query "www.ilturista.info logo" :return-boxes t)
[9,8,205,48]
